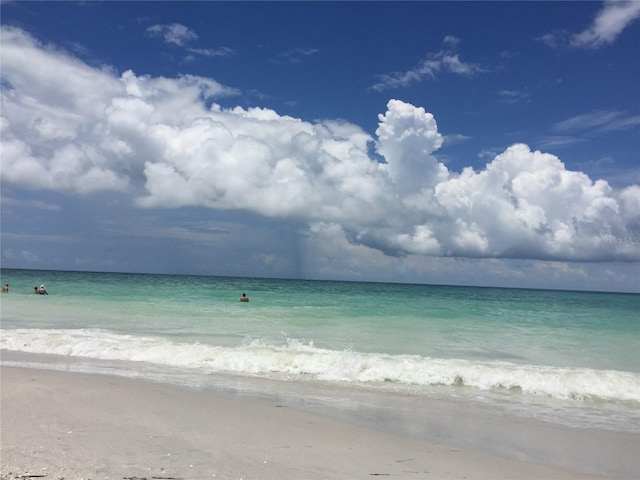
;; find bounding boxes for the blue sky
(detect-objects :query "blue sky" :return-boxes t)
[1,1,639,292]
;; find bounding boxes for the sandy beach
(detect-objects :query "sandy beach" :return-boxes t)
[1,362,621,480]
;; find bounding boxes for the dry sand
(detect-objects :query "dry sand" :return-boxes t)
[0,365,611,480]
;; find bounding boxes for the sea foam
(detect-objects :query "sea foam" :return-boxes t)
[2,328,639,405]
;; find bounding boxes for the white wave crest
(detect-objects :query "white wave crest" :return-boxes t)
[2,328,639,403]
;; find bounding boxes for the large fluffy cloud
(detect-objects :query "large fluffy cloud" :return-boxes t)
[2,26,638,262]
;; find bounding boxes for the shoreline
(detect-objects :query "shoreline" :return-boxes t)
[1,361,627,479]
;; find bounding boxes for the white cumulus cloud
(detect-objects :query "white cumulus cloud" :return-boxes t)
[1,26,638,263]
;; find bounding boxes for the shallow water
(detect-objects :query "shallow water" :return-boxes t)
[1,268,639,434]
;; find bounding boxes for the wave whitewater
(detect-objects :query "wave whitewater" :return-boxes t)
[2,328,639,405]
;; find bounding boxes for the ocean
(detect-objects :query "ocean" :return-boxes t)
[1,268,639,444]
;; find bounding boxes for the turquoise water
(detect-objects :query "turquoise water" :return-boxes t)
[1,268,639,432]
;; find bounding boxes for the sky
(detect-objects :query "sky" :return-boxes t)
[1,1,639,292]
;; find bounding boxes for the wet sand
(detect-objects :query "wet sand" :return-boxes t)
[0,364,617,480]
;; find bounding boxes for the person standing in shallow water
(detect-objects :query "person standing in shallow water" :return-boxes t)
[2,284,8,293]
[240,293,249,302]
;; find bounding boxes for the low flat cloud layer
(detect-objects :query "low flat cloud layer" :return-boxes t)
[2,26,638,263]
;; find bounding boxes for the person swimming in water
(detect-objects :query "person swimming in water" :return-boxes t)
[38,285,48,295]
[240,293,249,302]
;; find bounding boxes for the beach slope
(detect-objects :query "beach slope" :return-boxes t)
[1,366,605,480]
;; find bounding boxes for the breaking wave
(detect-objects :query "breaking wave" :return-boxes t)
[2,328,639,404]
